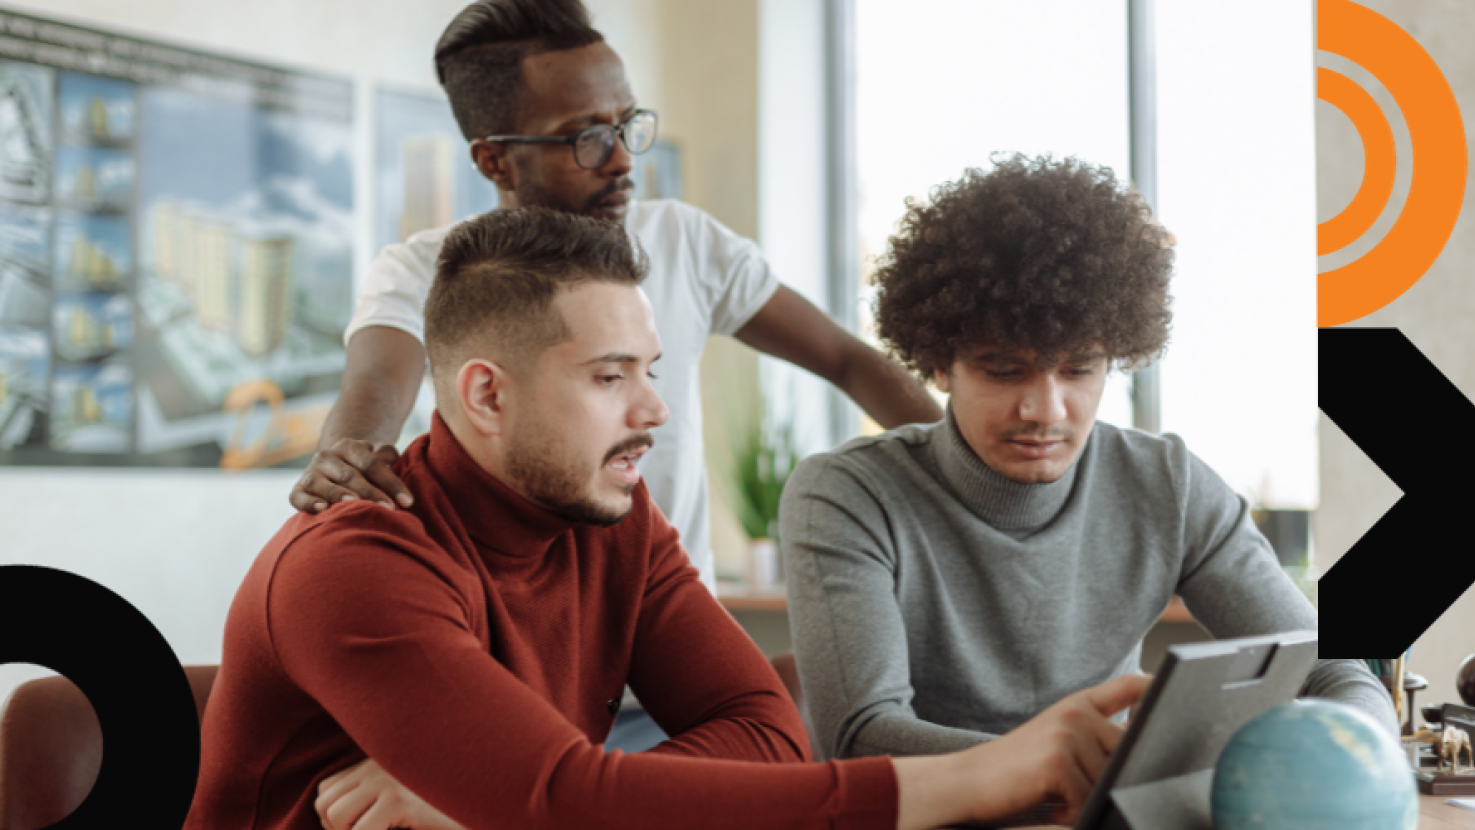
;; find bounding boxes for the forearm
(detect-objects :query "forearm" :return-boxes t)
[643,693,808,762]
[1300,658,1398,736]
[851,712,995,758]
[320,327,426,450]
[319,372,417,449]
[630,542,811,763]
[836,344,941,429]
[895,755,969,830]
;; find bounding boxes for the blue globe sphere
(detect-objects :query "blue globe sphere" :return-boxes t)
[1212,699,1416,830]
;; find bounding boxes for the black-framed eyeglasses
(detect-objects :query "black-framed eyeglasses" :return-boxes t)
[479,109,658,170]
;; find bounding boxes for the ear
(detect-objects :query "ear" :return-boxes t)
[457,357,513,437]
[470,139,517,191]
[933,366,952,394]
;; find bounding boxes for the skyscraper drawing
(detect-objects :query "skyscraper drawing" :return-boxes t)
[237,234,293,358]
[150,200,297,358]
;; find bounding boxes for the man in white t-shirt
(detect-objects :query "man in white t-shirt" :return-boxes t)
[287,0,941,756]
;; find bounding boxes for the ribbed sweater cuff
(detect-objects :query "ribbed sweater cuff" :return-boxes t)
[831,756,898,830]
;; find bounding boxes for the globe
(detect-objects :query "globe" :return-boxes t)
[1456,653,1475,707]
[1211,699,1416,830]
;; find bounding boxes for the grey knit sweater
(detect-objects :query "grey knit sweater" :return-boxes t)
[780,409,1394,762]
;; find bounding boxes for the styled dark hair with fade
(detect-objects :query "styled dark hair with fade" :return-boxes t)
[435,0,604,140]
[873,154,1174,382]
[425,207,648,398]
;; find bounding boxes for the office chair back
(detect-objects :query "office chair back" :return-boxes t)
[0,665,217,830]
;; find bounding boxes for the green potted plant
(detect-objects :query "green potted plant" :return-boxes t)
[723,412,796,594]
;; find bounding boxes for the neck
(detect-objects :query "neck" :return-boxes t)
[495,187,523,209]
[441,408,521,498]
[932,404,1082,530]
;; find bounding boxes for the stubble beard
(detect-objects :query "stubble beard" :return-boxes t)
[505,423,633,527]
[511,155,633,219]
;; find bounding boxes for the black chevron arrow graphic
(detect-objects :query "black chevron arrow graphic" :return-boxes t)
[1319,327,1475,656]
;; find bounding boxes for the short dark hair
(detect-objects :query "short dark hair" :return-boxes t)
[873,154,1173,381]
[425,207,648,397]
[435,0,604,140]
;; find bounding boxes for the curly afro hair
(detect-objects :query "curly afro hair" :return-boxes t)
[872,154,1173,382]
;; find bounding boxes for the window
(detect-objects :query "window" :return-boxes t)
[844,0,1318,512]
[853,0,1135,432]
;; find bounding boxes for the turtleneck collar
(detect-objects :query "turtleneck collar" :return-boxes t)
[422,411,577,557]
[930,402,1081,531]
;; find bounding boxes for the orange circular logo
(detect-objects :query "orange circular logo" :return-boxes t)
[1317,0,1467,327]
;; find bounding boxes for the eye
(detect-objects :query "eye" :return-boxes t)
[1064,366,1096,378]
[598,374,624,385]
[984,369,1020,380]
[647,371,659,381]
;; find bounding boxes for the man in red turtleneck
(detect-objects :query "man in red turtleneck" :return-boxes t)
[186,207,1147,830]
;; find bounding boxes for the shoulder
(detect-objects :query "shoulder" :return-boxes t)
[628,198,714,231]
[786,422,940,502]
[628,199,748,250]
[1087,421,1188,463]
[1082,421,1196,498]
[276,437,457,591]
[369,223,456,281]
[276,500,441,582]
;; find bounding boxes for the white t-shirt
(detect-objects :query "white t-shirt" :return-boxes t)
[344,199,782,592]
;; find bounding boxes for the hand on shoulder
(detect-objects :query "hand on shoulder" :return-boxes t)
[290,438,413,514]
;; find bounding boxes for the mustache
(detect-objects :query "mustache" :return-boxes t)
[588,177,634,209]
[1001,426,1074,442]
[603,432,654,464]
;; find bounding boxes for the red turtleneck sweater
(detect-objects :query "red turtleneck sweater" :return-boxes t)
[186,414,897,829]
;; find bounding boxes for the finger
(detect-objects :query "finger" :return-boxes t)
[314,456,395,507]
[1082,673,1152,717]
[359,447,414,509]
[316,766,356,801]
[290,483,330,514]
[1095,717,1129,757]
[1057,750,1095,817]
[346,797,395,830]
[323,782,378,830]
[298,471,364,508]
[1073,717,1111,782]
[1052,801,1081,828]
[315,776,359,829]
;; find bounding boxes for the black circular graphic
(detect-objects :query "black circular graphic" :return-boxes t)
[0,565,199,828]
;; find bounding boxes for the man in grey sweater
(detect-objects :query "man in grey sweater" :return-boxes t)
[780,155,1393,766]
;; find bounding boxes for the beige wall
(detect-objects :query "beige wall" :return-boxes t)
[650,0,759,240]
[1316,0,1475,718]
[647,0,766,581]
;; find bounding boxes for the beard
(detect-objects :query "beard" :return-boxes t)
[512,155,633,217]
[504,419,652,527]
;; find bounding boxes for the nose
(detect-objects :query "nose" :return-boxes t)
[1018,374,1068,427]
[602,133,633,178]
[631,372,668,431]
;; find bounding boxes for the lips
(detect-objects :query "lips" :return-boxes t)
[606,445,648,484]
[588,175,634,214]
[604,435,653,486]
[1009,440,1062,460]
[608,444,649,467]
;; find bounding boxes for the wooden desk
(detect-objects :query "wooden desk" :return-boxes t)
[1423,793,1475,829]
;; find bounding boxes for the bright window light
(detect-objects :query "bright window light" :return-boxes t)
[854,0,1133,431]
